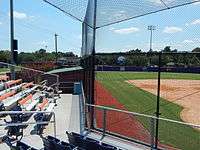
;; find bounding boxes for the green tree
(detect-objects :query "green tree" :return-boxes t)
[192,47,200,52]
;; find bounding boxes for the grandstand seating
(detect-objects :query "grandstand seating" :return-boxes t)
[0,75,9,81]
[0,77,57,138]
[67,132,119,150]
[42,135,85,150]
[16,141,38,150]
[0,77,121,150]
[3,134,120,150]
[0,83,25,96]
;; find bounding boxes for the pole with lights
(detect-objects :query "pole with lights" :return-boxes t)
[148,25,156,52]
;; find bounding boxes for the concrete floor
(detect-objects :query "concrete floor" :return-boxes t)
[0,93,147,150]
[0,94,79,150]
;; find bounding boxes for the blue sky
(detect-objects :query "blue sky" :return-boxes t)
[0,0,200,55]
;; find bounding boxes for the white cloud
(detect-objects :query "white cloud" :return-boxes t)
[0,22,2,25]
[38,41,48,46]
[109,27,115,31]
[13,11,27,19]
[193,0,200,5]
[191,19,200,25]
[163,26,183,34]
[113,27,140,34]
[112,11,128,20]
[148,0,174,5]
[148,0,162,4]
[185,23,189,26]
[182,40,194,43]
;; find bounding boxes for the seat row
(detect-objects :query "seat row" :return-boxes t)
[67,132,120,150]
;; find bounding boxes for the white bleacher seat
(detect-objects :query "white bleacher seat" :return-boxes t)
[26,99,40,111]
[0,83,25,96]
[45,103,56,112]
[3,85,38,107]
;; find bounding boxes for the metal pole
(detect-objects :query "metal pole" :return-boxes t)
[148,25,156,52]
[155,52,161,149]
[90,0,97,129]
[10,0,15,79]
[102,108,107,139]
[53,112,56,137]
[150,117,155,149]
[150,29,153,51]
[55,34,58,64]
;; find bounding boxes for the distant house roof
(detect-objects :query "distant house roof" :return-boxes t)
[47,66,83,74]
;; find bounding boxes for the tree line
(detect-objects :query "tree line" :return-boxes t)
[0,49,78,64]
[95,47,200,67]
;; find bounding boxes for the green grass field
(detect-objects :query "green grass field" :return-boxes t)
[0,68,9,73]
[96,72,200,150]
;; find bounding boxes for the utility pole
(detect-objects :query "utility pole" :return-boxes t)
[10,0,15,79]
[55,34,58,64]
[148,25,156,52]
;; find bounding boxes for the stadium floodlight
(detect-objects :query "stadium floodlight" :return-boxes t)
[148,25,156,52]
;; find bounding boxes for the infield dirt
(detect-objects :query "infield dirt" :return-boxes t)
[127,79,200,125]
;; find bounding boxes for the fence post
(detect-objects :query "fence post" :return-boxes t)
[155,52,162,149]
[150,117,155,149]
[53,112,56,138]
[102,108,107,139]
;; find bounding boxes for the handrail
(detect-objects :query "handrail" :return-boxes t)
[86,104,200,128]
[0,62,59,88]
[0,111,57,137]
[80,82,86,135]
[0,62,59,78]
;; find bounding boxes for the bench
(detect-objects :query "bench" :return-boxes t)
[0,83,25,96]
[38,98,49,110]
[22,82,34,89]
[26,98,40,111]
[6,79,22,87]
[45,103,56,112]
[3,85,38,108]
[0,75,9,81]
[0,90,16,101]
[19,94,33,105]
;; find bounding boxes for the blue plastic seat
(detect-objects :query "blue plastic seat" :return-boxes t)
[85,137,100,150]
[43,135,58,150]
[101,142,117,150]
[55,141,74,150]
[16,141,31,149]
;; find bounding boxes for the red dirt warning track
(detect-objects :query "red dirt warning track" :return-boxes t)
[95,81,177,149]
[95,81,151,144]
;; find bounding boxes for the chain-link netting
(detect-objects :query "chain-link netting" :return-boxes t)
[43,1,200,149]
[44,0,200,28]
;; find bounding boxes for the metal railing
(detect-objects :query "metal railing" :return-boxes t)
[0,62,59,88]
[0,111,56,137]
[85,104,200,150]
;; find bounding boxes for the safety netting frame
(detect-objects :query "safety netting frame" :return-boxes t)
[43,0,200,149]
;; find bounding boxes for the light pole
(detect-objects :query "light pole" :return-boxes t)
[10,0,15,79]
[148,25,156,52]
[55,34,58,64]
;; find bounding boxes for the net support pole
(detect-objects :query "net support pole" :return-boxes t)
[90,0,97,129]
[155,52,162,149]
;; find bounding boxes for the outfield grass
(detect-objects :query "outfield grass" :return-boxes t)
[0,68,9,73]
[97,71,200,150]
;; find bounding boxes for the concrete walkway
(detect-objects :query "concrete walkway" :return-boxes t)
[0,94,77,149]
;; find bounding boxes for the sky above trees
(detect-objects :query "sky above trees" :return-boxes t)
[0,0,199,55]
